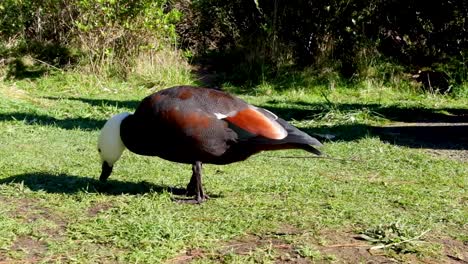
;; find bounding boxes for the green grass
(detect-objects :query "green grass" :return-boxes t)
[0,73,467,263]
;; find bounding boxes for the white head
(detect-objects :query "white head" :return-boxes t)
[97,112,130,181]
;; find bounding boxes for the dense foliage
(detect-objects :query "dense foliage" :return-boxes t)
[176,0,468,85]
[0,0,180,77]
[1,0,467,89]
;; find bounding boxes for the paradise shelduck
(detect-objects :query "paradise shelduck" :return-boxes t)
[98,86,322,203]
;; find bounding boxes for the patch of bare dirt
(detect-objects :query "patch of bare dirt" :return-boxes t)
[167,226,468,264]
[166,227,396,263]
[167,226,366,263]
[220,235,309,263]
[87,201,114,217]
[317,231,468,264]
[434,236,468,263]
[9,235,48,262]
[316,230,398,264]
[166,231,310,263]
[4,197,68,238]
[425,149,468,163]
[12,198,65,223]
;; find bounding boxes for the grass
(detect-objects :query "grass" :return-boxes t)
[0,72,467,263]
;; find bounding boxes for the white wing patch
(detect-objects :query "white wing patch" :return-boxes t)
[214,113,228,119]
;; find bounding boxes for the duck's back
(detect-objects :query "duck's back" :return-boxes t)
[120,86,321,165]
[120,86,241,164]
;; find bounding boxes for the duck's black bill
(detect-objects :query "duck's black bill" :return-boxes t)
[99,161,113,182]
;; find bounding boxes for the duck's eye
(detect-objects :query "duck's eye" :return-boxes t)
[98,148,101,153]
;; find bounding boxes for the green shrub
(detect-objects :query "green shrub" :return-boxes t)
[175,0,468,86]
[0,0,183,80]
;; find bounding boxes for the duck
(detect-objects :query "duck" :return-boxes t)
[97,86,322,203]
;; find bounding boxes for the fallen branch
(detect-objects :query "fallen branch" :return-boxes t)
[325,243,370,248]
[369,229,430,251]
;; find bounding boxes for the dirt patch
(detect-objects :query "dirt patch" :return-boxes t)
[316,230,398,263]
[318,231,468,264]
[167,232,310,263]
[10,198,65,224]
[425,149,468,163]
[166,249,205,264]
[167,227,370,263]
[87,201,114,217]
[272,224,304,236]
[220,235,310,263]
[4,197,68,238]
[9,235,48,262]
[167,227,468,263]
[435,236,468,263]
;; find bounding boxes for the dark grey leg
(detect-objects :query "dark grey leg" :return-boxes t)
[193,161,206,203]
[178,162,209,204]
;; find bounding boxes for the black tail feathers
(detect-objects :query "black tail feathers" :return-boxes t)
[295,143,322,156]
[276,118,322,145]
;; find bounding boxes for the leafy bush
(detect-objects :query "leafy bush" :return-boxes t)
[175,0,468,86]
[1,0,466,89]
[0,0,182,80]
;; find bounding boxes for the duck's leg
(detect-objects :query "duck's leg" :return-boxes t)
[187,161,208,203]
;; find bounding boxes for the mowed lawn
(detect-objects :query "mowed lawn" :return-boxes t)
[0,75,467,263]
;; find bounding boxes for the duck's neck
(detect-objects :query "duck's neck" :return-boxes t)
[98,112,130,165]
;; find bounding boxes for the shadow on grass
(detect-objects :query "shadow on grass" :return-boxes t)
[306,124,468,150]
[46,95,468,124]
[0,96,141,131]
[370,125,468,150]
[260,100,468,150]
[44,96,140,110]
[260,100,468,123]
[2,96,467,150]
[0,112,106,130]
[0,172,189,196]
